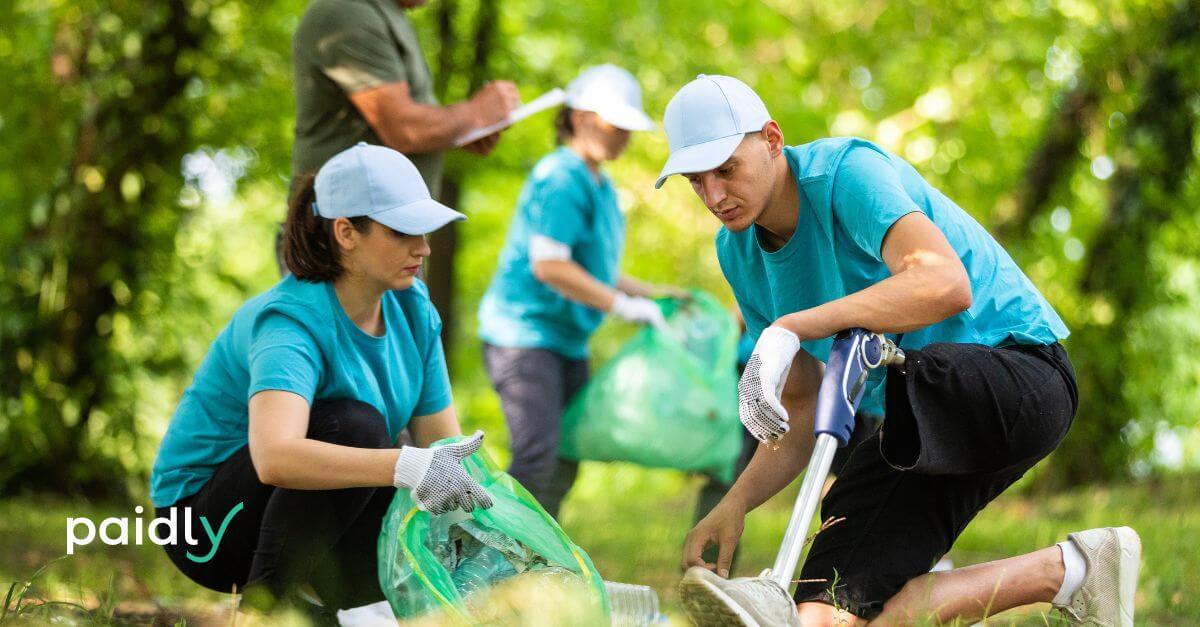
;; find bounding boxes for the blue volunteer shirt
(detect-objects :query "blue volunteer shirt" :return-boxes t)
[718,138,1068,406]
[149,275,452,508]
[478,147,626,359]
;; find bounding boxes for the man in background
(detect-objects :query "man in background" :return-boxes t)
[285,0,519,268]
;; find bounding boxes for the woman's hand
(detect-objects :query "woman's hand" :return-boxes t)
[393,431,494,515]
[682,498,748,579]
[610,292,668,331]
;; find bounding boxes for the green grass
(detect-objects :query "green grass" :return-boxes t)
[558,466,1200,625]
[2,470,1197,624]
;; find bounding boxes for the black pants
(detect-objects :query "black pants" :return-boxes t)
[793,342,1078,619]
[482,343,588,519]
[156,399,396,610]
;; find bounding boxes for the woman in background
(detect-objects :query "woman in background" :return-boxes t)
[477,64,678,517]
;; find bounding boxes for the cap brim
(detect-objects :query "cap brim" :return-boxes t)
[596,102,657,132]
[369,198,466,236]
[654,133,744,189]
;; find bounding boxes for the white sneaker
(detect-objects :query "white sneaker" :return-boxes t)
[1054,526,1141,627]
[678,567,801,627]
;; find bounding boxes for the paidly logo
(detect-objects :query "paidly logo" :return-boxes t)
[66,502,245,563]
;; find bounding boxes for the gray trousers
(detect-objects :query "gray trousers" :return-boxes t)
[482,343,589,519]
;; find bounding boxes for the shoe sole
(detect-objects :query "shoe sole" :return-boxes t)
[1115,526,1141,627]
[678,571,759,627]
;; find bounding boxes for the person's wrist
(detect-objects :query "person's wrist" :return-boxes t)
[610,291,630,315]
[717,493,750,518]
[393,445,434,489]
[772,311,822,344]
[760,325,801,353]
[464,99,486,129]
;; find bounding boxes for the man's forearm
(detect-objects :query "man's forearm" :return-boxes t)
[723,358,821,512]
[374,101,478,154]
[722,432,813,513]
[350,82,482,154]
[776,263,971,340]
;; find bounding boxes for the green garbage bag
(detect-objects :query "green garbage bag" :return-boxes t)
[378,435,609,621]
[560,290,742,483]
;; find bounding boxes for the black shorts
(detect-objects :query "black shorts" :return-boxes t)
[793,342,1078,619]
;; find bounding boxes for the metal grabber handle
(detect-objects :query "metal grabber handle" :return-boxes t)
[766,329,904,590]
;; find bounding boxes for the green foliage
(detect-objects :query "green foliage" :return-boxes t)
[0,0,216,496]
[0,0,1197,499]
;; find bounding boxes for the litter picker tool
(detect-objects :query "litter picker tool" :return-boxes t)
[765,329,905,591]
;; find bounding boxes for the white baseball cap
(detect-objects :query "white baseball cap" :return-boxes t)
[314,142,465,235]
[655,75,771,188]
[565,64,656,132]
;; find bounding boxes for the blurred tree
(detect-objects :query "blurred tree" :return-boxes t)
[1003,0,1200,484]
[0,1,212,496]
[1058,0,1200,484]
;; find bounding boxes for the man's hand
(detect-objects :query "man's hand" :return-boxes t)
[739,326,802,443]
[682,500,747,579]
[468,80,520,128]
[462,130,502,156]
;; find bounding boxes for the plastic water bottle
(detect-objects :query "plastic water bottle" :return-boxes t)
[604,581,663,626]
[451,544,517,599]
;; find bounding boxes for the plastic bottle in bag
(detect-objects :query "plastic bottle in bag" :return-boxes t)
[451,543,519,600]
[604,581,662,626]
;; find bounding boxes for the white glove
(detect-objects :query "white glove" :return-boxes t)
[611,293,667,331]
[393,431,494,515]
[738,327,802,443]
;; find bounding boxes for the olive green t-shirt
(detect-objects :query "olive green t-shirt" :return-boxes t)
[292,0,443,197]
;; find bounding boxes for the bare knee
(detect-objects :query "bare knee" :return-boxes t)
[797,601,868,626]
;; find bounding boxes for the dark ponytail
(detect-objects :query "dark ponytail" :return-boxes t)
[554,106,576,145]
[282,172,372,282]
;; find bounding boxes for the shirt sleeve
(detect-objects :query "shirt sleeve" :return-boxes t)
[525,169,590,247]
[831,145,925,262]
[309,3,407,94]
[247,311,323,403]
[413,301,453,417]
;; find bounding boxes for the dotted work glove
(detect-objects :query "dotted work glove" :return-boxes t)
[392,431,494,515]
[611,293,668,332]
[738,327,802,443]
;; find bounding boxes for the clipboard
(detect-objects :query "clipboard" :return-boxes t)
[454,88,566,147]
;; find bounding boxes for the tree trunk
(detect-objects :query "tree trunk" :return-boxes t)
[999,84,1099,243]
[425,0,500,369]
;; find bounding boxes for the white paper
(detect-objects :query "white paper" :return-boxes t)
[454,88,566,147]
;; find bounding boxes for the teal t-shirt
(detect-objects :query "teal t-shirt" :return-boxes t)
[718,137,1068,406]
[477,147,626,359]
[149,276,452,508]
